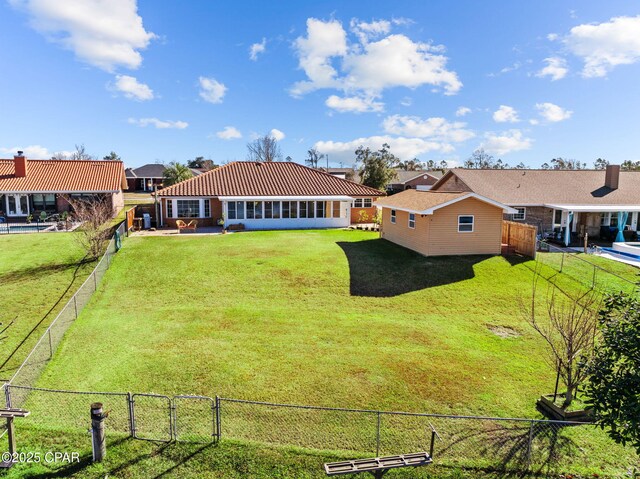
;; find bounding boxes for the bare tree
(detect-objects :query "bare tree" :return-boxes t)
[246,135,282,162]
[70,144,96,161]
[305,148,324,168]
[62,195,113,260]
[520,271,601,408]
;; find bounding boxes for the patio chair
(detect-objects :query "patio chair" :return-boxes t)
[177,219,197,233]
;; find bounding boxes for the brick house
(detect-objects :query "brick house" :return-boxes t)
[156,161,384,229]
[432,166,640,245]
[0,152,127,220]
[125,163,204,192]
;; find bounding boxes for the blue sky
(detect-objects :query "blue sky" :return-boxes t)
[1,1,639,168]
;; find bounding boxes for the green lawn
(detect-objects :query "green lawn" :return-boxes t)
[0,233,95,377]
[9,229,640,475]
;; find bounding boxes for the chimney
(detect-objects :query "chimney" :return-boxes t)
[14,151,27,178]
[604,164,620,189]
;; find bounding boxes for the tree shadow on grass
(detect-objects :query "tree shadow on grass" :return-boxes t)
[337,239,490,297]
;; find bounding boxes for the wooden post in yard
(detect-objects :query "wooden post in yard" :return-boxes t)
[90,403,107,462]
[584,233,588,254]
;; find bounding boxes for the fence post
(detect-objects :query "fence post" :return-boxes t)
[215,396,221,441]
[90,403,107,462]
[73,295,78,319]
[376,412,381,456]
[592,265,597,289]
[93,271,97,291]
[559,253,565,273]
[526,420,534,470]
[170,398,177,441]
[4,383,11,409]
[48,328,53,359]
[128,393,136,438]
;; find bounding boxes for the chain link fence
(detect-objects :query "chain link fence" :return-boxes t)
[535,242,638,296]
[6,222,126,409]
[2,383,637,475]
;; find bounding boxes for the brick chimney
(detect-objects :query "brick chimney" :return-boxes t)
[604,164,620,189]
[14,151,27,178]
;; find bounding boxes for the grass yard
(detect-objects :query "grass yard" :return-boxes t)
[36,230,590,416]
[0,233,95,377]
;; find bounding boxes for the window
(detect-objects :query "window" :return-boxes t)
[177,200,200,218]
[363,198,372,208]
[554,209,562,225]
[600,212,609,226]
[32,194,56,211]
[408,213,415,229]
[299,201,314,218]
[246,201,263,219]
[228,201,245,220]
[290,201,298,219]
[282,201,290,219]
[166,200,173,218]
[391,210,396,224]
[610,213,618,228]
[332,201,341,218]
[458,215,474,233]
[265,201,273,219]
[299,201,308,218]
[353,198,363,208]
[316,201,325,218]
[203,200,210,218]
[513,207,526,221]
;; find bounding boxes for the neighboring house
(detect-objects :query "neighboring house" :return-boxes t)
[156,161,384,229]
[125,163,203,192]
[0,152,127,219]
[432,165,640,244]
[375,189,517,256]
[387,170,444,194]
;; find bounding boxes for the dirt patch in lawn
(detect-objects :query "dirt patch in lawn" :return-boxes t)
[487,325,520,338]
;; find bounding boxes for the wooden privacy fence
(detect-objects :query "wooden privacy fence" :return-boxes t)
[125,206,137,233]
[502,220,537,258]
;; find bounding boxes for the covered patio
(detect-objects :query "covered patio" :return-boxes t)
[545,205,640,246]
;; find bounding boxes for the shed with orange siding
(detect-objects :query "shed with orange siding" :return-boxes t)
[375,190,517,257]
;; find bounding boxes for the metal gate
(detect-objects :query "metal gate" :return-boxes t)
[173,395,219,443]
[131,393,172,442]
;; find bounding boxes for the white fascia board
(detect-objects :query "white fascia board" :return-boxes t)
[421,193,518,214]
[375,204,421,215]
[545,204,640,212]
[219,195,352,201]
[0,190,119,194]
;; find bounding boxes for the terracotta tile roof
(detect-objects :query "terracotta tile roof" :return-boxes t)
[375,190,469,212]
[157,161,385,197]
[0,159,127,192]
[434,168,640,206]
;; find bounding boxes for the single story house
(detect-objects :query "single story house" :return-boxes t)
[125,163,203,192]
[156,161,384,229]
[375,189,517,256]
[432,165,640,245]
[0,152,127,220]
[386,170,443,194]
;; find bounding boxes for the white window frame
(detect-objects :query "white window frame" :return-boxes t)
[408,213,415,229]
[513,207,526,221]
[390,209,396,224]
[353,198,363,208]
[363,198,372,208]
[458,215,474,233]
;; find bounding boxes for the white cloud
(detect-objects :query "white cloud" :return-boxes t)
[536,57,568,81]
[455,106,471,117]
[382,115,474,143]
[111,74,153,101]
[400,97,412,107]
[480,130,532,155]
[270,128,285,141]
[493,105,520,123]
[350,18,391,43]
[128,118,188,129]
[0,145,73,158]
[9,0,155,72]
[249,38,267,61]
[291,18,461,102]
[216,126,242,140]
[325,94,384,113]
[198,76,227,104]
[562,15,640,77]
[535,102,573,122]
[314,135,453,164]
